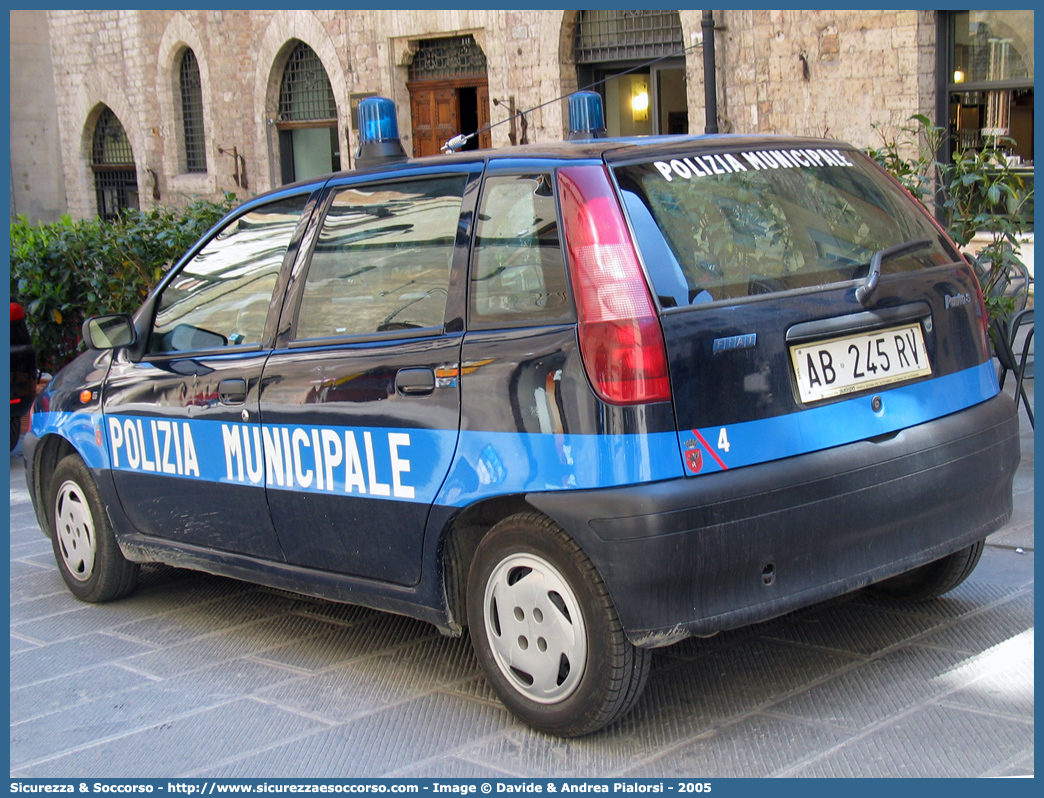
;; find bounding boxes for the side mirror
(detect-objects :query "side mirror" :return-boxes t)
[82,314,137,350]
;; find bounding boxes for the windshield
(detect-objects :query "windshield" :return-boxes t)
[613,147,959,308]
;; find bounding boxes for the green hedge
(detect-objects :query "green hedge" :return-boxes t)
[10,195,237,375]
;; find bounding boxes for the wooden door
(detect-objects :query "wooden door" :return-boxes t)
[409,79,492,155]
[410,85,459,157]
[476,85,492,149]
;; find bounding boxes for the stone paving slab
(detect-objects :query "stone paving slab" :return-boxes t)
[7,380,1033,777]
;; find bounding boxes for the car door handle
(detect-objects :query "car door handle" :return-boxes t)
[395,368,435,396]
[218,378,248,405]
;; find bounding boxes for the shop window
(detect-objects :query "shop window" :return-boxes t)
[946,11,1034,227]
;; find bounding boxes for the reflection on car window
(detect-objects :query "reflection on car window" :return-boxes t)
[295,176,467,340]
[149,196,308,353]
[470,174,570,325]
[615,151,954,304]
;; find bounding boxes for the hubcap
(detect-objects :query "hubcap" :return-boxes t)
[54,480,96,582]
[483,552,587,704]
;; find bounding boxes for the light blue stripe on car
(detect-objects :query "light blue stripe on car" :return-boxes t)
[682,361,999,474]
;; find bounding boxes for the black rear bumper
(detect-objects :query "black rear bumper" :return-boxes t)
[526,392,1021,647]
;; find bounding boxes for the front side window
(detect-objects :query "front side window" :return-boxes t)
[149,195,308,353]
[615,148,958,307]
[470,173,570,325]
[295,176,467,340]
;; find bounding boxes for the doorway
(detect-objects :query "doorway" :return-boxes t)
[408,80,491,156]
[407,35,492,157]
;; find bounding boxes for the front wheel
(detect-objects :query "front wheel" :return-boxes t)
[868,540,985,602]
[467,512,650,737]
[49,455,139,602]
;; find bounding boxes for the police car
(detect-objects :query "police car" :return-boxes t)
[24,94,1020,736]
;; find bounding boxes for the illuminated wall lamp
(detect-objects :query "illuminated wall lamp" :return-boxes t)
[953,68,965,84]
[631,81,650,122]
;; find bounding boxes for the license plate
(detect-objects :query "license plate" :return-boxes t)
[790,322,932,403]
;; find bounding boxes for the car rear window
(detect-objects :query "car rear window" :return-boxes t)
[612,148,959,308]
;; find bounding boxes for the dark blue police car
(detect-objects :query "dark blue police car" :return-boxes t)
[24,95,1020,736]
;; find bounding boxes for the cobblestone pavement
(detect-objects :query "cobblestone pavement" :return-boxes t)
[8,382,1033,779]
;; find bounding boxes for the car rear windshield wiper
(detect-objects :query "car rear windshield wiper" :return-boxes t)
[855,239,933,307]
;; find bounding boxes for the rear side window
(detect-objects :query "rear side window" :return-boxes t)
[614,148,958,308]
[469,173,571,326]
[295,175,467,340]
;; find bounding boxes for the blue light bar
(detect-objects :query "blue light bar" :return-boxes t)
[568,91,607,140]
[355,96,407,168]
[358,97,399,144]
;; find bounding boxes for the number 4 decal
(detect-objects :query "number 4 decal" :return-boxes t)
[717,428,731,453]
[692,428,730,472]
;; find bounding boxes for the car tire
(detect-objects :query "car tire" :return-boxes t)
[11,416,21,451]
[49,454,139,602]
[467,512,651,737]
[868,540,985,602]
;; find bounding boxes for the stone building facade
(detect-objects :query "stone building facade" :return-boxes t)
[10,9,1032,224]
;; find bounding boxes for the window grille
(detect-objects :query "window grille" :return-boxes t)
[179,49,207,173]
[278,42,337,122]
[574,10,683,64]
[409,35,487,81]
[92,107,134,165]
[91,107,138,221]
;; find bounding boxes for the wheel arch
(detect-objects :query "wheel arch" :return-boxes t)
[29,432,80,537]
[437,493,577,635]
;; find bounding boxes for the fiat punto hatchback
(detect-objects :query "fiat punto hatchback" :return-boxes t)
[25,95,1020,736]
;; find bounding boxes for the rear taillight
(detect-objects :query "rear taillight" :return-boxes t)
[558,165,671,405]
[11,302,25,322]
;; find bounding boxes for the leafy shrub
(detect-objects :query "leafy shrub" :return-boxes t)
[867,115,1033,320]
[10,195,236,374]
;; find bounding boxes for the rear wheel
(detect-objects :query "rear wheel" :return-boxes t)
[869,540,985,602]
[467,512,650,736]
[49,455,139,602]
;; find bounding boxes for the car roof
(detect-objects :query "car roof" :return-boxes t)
[255,133,861,201]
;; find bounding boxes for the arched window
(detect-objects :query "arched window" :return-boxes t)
[276,41,340,183]
[178,48,207,173]
[574,10,687,137]
[91,106,139,221]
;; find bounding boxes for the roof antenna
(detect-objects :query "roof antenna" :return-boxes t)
[441,134,469,153]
